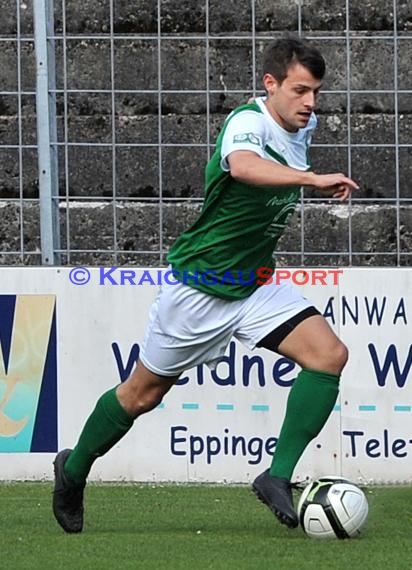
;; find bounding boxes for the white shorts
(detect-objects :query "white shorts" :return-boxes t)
[139,280,315,377]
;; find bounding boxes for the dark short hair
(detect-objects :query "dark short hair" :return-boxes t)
[263,38,326,83]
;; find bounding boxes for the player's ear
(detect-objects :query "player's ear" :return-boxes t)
[263,73,279,96]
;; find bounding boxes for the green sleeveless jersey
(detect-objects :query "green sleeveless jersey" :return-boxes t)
[167,98,317,300]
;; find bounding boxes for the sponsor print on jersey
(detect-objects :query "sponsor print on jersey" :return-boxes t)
[0,295,57,452]
[266,192,299,208]
[264,192,299,239]
[233,133,262,146]
[264,202,297,238]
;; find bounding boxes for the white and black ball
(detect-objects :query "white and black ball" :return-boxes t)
[297,476,369,539]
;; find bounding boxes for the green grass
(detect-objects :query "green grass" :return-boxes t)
[1,483,412,570]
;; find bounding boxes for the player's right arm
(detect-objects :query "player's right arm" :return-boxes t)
[221,108,358,200]
[228,151,359,200]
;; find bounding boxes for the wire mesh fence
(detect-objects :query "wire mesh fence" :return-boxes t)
[0,0,411,266]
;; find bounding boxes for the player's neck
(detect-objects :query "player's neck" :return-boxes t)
[263,99,298,133]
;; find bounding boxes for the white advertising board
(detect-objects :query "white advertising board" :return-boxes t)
[0,267,410,484]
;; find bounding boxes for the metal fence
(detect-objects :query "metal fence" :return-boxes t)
[0,0,411,266]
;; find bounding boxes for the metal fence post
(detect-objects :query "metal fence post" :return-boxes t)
[33,0,60,265]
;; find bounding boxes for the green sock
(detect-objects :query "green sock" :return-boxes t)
[270,368,339,480]
[64,387,134,485]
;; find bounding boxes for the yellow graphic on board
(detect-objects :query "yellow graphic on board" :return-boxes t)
[0,295,56,441]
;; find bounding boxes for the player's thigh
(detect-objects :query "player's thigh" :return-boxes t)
[235,279,314,350]
[140,280,239,376]
[276,315,348,374]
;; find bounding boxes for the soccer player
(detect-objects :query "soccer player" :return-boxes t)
[53,37,358,532]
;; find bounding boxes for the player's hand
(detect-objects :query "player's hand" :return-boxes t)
[310,173,359,201]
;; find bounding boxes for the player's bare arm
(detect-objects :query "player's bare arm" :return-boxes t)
[228,150,359,201]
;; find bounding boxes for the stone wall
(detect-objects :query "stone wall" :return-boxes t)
[0,0,411,265]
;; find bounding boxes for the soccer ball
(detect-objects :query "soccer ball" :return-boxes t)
[297,476,369,539]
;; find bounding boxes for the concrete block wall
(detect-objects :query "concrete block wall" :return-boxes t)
[0,0,411,265]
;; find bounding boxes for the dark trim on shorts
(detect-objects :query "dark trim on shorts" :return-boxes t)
[256,306,321,351]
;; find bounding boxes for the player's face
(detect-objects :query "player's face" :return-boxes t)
[264,63,322,132]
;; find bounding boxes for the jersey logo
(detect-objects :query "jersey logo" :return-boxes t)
[233,133,261,146]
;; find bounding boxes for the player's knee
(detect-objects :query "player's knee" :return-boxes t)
[329,340,348,375]
[128,391,163,418]
[308,338,348,376]
[118,382,164,418]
